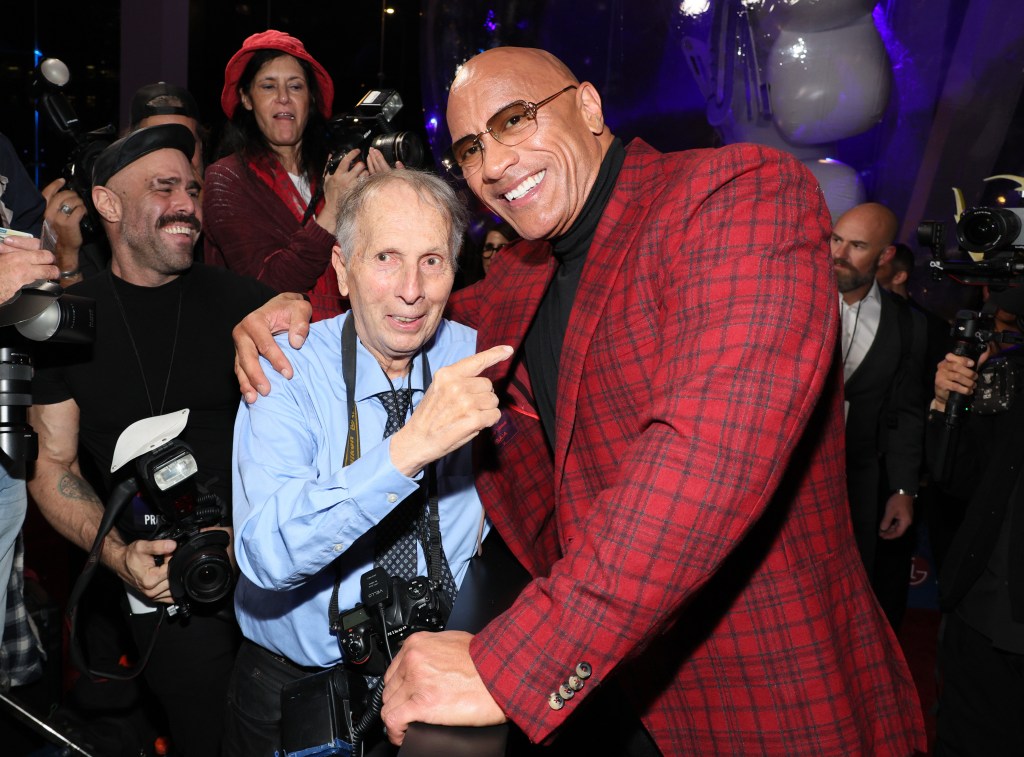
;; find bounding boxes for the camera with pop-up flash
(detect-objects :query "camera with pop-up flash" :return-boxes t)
[326,89,425,171]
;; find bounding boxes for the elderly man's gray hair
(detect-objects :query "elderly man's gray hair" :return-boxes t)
[334,169,468,267]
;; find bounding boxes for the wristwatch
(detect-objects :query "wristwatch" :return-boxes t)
[892,488,917,498]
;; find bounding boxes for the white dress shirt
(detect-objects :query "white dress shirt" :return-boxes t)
[840,279,882,383]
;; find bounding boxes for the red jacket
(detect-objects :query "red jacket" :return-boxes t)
[203,153,343,321]
[448,140,925,755]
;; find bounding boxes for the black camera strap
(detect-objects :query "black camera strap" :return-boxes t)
[328,316,449,633]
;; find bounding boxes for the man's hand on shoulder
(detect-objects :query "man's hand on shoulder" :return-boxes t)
[388,345,512,476]
[380,630,506,746]
[233,292,313,403]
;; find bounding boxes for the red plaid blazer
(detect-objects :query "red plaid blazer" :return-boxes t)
[448,140,925,755]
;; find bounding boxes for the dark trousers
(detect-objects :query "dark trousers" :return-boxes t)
[127,606,239,757]
[935,612,1024,756]
[223,639,393,757]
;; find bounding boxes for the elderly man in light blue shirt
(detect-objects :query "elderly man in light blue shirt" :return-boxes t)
[225,169,510,756]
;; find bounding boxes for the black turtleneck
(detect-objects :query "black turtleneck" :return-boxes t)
[524,137,626,449]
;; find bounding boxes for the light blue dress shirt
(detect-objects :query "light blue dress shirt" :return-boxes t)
[232,312,487,667]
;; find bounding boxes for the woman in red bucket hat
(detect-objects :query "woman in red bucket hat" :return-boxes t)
[203,30,368,321]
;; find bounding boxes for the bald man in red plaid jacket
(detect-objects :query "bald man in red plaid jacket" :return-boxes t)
[383,48,925,756]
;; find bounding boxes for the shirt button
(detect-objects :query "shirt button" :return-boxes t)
[333,544,344,552]
[387,493,398,503]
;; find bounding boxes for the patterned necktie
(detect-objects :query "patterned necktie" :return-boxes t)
[372,388,458,601]
[374,389,419,579]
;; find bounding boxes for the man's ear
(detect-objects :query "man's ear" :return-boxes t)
[91,185,121,224]
[892,270,909,288]
[577,82,606,136]
[332,245,349,296]
[878,244,897,266]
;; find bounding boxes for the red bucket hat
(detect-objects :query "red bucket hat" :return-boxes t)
[221,30,334,120]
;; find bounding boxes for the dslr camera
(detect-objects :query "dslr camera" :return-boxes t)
[326,89,425,172]
[132,438,234,618]
[107,414,233,619]
[338,569,451,678]
[33,57,115,243]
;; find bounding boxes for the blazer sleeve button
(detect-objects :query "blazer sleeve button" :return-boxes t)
[548,692,565,710]
[558,683,575,700]
[568,675,584,691]
[575,662,592,679]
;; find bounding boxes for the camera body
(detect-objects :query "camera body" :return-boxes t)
[326,89,425,172]
[136,440,234,617]
[338,573,451,677]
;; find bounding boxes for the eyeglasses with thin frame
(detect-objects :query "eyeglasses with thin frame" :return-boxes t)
[481,242,509,255]
[442,85,578,179]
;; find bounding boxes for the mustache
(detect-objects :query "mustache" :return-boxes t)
[158,213,201,233]
[832,259,854,271]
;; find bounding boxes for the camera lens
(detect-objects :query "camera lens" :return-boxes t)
[956,208,1023,253]
[181,551,233,603]
[371,132,424,169]
[0,349,38,463]
[15,293,96,344]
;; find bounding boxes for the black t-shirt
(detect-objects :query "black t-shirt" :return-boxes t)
[33,264,275,541]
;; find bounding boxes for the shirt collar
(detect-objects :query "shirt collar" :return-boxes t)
[839,278,882,309]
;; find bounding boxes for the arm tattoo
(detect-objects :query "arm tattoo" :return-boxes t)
[58,472,103,505]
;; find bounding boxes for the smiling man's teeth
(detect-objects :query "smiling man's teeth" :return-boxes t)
[504,171,544,201]
[163,225,193,235]
[393,316,417,323]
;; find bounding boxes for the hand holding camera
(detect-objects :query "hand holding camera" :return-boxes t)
[41,178,86,277]
[120,536,178,603]
[0,231,59,303]
[934,351,985,412]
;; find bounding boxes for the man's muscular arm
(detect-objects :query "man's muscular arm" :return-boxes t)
[28,400,177,601]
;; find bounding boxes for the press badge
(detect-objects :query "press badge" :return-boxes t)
[130,492,164,532]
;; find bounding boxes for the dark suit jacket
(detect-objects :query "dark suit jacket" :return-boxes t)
[843,288,927,571]
[448,140,924,755]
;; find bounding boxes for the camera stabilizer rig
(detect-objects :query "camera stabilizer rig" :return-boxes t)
[930,308,1024,483]
[919,174,1024,481]
[918,174,1024,286]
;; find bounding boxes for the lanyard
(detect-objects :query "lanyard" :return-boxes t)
[338,315,444,586]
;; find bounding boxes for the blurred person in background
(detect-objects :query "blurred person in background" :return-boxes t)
[481,219,518,277]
